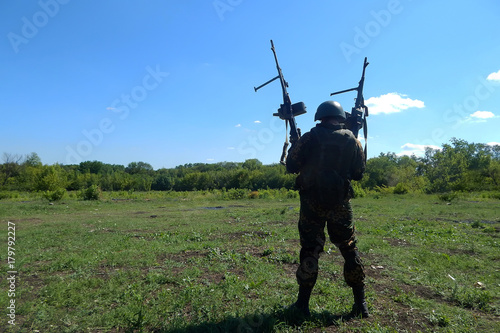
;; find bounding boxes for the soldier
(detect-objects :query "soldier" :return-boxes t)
[286,100,368,318]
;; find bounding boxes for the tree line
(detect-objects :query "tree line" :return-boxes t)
[1,138,499,196]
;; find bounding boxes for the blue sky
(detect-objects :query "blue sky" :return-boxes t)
[1,0,499,169]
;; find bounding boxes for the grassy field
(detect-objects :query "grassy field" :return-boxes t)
[1,191,499,332]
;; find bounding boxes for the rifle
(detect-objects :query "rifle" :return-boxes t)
[254,40,307,164]
[330,57,369,161]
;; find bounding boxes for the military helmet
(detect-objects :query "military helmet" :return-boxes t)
[314,101,346,121]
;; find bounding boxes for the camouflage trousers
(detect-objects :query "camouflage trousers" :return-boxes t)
[296,191,365,289]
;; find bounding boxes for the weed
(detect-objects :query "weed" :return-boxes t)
[265,248,297,264]
[438,191,458,202]
[262,247,275,256]
[451,284,492,311]
[471,220,483,228]
[427,310,451,327]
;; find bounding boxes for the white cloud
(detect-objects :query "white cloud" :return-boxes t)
[460,111,498,125]
[487,142,500,147]
[365,93,425,115]
[235,124,241,127]
[470,111,495,119]
[227,147,235,150]
[487,70,500,81]
[254,120,262,124]
[398,143,441,157]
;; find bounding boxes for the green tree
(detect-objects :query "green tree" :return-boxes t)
[79,161,105,174]
[151,174,174,191]
[23,152,42,167]
[17,165,44,191]
[125,162,154,175]
[392,155,427,192]
[360,153,398,189]
[131,174,153,191]
[242,159,263,171]
[422,138,495,192]
[0,153,23,188]
[35,165,68,191]
[487,160,500,188]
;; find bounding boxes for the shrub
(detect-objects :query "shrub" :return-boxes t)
[79,185,101,200]
[248,191,259,199]
[351,181,366,198]
[374,185,394,195]
[437,192,458,202]
[482,191,500,200]
[393,182,409,195]
[491,192,500,200]
[227,188,248,200]
[42,188,66,202]
[258,189,274,199]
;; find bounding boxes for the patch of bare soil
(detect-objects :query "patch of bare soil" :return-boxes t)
[6,218,44,230]
[383,237,412,247]
[6,217,43,223]
[165,249,207,262]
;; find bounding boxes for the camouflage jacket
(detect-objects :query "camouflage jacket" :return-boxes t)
[286,123,365,192]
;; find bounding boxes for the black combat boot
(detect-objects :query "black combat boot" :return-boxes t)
[290,285,312,317]
[351,286,369,318]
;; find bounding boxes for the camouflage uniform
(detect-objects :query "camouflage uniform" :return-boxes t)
[286,122,366,291]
